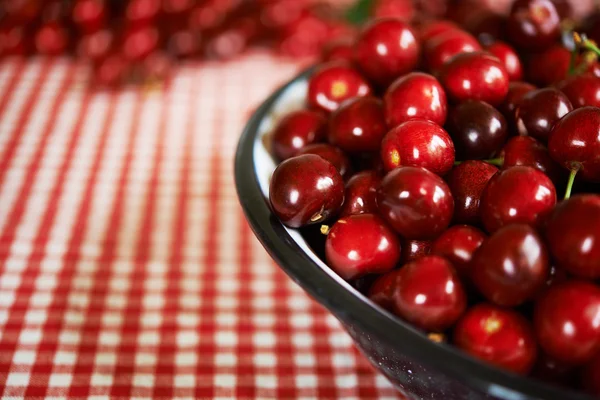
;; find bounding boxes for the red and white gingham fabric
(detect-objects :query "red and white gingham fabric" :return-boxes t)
[0,54,403,399]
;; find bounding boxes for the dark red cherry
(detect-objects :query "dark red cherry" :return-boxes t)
[73,0,106,33]
[384,72,447,128]
[507,0,560,50]
[439,52,510,107]
[583,353,600,396]
[446,161,499,225]
[545,195,600,279]
[471,224,549,306]
[393,255,466,331]
[353,18,419,87]
[557,73,600,109]
[431,225,486,278]
[378,166,454,240]
[122,26,159,62]
[35,23,68,55]
[534,281,600,364]
[339,171,381,217]
[502,136,565,184]
[499,81,536,133]
[325,214,401,281]
[126,0,160,25]
[271,109,326,161]
[297,143,352,179]
[419,20,460,42]
[321,37,354,62]
[526,45,570,86]
[516,88,572,143]
[94,53,128,87]
[447,100,508,160]
[307,63,372,113]
[380,120,455,175]
[548,106,600,183]
[454,304,537,375]
[269,154,344,228]
[77,30,113,62]
[485,41,523,81]
[0,25,28,56]
[399,239,432,264]
[424,29,482,72]
[368,269,402,311]
[531,353,577,387]
[328,97,387,153]
[480,166,556,233]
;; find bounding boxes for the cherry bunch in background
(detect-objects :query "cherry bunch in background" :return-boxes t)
[267,0,600,396]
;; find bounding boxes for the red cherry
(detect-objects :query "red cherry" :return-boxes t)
[557,73,600,109]
[499,81,536,132]
[126,0,160,25]
[378,166,454,240]
[167,29,201,59]
[77,29,113,62]
[431,225,486,278]
[271,109,326,161]
[471,224,549,306]
[545,195,600,279]
[454,304,537,375]
[328,97,387,153]
[94,53,128,87]
[399,239,432,264]
[368,269,402,311]
[0,25,28,56]
[534,281,600,364]
[380,120,455,175]
[373,0,416,21]
[548,106,600,183]
[424,29,482,72]
[392,255,466,331]
[307,63,372,113]
[325,214,401,281]
[297,143,352,179]
[353,18,420,87]
[122,26,159,62]
[35,22,68,56]
[463,12,506,47]
[384,72,447,128]
[502,136,565,184]
[525,45,570,86]
[73,0,106,33]
[480,166,556,233]
[419,20,460,42]
[269,154,344,228]
[582,353,600,396]
[439,52,510,106]
[447,100,508,160]
[485,41,523,81]
[507,0,560,50]
[516,88,572,143]
[321,37,354,62]
[446,160,499,225]
[339,170,381,217]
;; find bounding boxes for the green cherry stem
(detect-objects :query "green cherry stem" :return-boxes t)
[574,32,600,59]
[564,166,580,200]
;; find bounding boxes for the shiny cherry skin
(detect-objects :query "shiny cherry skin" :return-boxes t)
[545,195,600,278]
[534,281,600,364]
[557,73,600,109]
[516,88,572,143]
[548,106,600,182]
[439,52,510,107]
[269,154,344,228]
[384,72,447,128]
[507,0,560,50]
[431,225,486,278]
[480,166,556,233]
[307,63,372,113]
[321,37,354,62]
[353,18,419,87]
[454,304,537,375]
[392,255,466,331]
[582,353,600,396]
[368,269,402,311]
[328,97,387,153]
[297,144,352,179]
[325,214,401,281]
[34,22,68,55]
[446,161,499,225]
[502,136,565,184]
[72,0,106,33]
[378,166,454,240]
[471,224,549,306]
[485,41,523,81]
[380,120,455,175]
[419,20,460,42]
[271,109,326,161]
[447,100,508,160]
[424,29,482,72]
[399,239,432,264]
[499,81,536,132]
[339,171,381,217]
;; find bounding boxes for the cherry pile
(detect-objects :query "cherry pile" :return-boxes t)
[268,0,600,395]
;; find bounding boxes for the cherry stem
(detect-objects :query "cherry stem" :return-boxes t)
[574,32,600,59]
[564,167,579,200]
[454,157,503,167]
[568,42,578,76]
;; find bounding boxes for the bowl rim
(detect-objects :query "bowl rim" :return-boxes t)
[234,67,591,400]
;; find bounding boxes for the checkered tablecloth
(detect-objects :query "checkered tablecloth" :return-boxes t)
[0,54,402,399]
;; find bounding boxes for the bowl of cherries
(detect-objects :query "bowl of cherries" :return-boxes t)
[235,2,600,399]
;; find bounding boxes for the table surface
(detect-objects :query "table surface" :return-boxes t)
[0,54,403,399]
